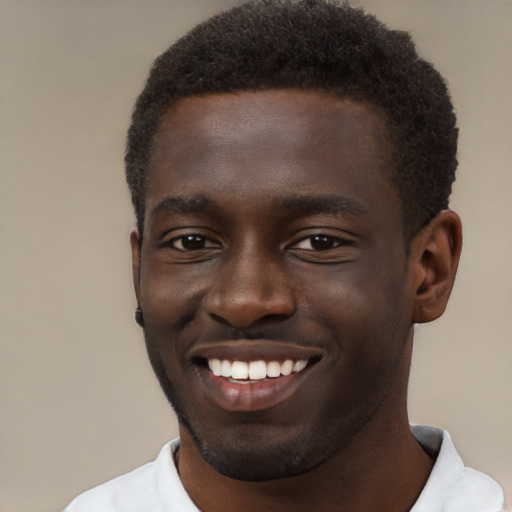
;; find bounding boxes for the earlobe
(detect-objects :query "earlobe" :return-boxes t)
[130,228,142,305]
[410,210,463,324]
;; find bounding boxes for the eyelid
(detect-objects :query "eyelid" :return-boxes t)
[287,230,355,250]
[169,234,221,252]
[284,232,358,265]
[159,227,223,250]
[290,236,341,250]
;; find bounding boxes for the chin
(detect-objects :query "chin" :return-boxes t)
[192,426,326,482]
[150,358,330,481]
[146,338,404,482]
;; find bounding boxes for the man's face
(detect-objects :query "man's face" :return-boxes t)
[133,90,416,481]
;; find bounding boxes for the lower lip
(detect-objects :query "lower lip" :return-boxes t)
[197,366,307,412]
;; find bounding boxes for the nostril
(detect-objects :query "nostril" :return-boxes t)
[205,295,296,329]
[208,313,237,328]
[204,264,296,328]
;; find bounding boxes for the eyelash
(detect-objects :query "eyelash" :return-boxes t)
[165,233,350,253]
[167,234,220,252]
[290,234,349,251]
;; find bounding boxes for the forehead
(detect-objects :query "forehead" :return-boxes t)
[146,90,398,221]
[150,90,392,163]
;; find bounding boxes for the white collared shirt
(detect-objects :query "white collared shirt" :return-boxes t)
[410,425,504,511]
[64,425,505,512]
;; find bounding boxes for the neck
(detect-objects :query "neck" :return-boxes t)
[176,336,433,512]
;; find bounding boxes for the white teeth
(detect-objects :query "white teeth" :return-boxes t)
[267,361,281,378]
[231,361,249,379]
[220,360,232,378]
[293,360,307,373]
[291,359,309,374]
[281,359,293,376]
[249,360,267,380]
[209,358,222,376]
[207,358,309,380]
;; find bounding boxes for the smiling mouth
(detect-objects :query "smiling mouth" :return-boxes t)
[190,342,324,412]
[206,358,309,381]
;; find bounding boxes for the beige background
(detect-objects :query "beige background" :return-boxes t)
[1,1,511,511]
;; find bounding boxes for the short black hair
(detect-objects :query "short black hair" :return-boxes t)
[125,0,458,238]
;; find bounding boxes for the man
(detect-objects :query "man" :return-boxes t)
[65,1,505,510]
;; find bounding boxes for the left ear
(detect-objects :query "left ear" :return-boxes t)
[409,210,463,324]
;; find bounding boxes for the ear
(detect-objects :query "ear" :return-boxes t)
[409,210,463,324]
[130,228,142,306]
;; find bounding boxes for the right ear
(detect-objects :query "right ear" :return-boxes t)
[130,228,141,305]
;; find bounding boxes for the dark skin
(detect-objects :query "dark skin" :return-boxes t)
[130,90,462,512]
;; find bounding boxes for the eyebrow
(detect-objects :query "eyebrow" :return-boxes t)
[279,194,367,219]
[149,192,367,221]
[149,194,219,220]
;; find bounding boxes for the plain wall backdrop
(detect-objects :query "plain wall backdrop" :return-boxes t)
[1,1,511,511]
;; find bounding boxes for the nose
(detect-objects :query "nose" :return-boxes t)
[205,244,296,328]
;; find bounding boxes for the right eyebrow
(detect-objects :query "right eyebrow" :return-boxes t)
[149,194,220,220]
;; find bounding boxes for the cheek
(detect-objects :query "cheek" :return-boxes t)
[305,264,412,406]
[302,261,411,353]
[139,264,210,371]
[140,260,208,319]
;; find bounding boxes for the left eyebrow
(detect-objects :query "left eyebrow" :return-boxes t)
[278,194,368,219]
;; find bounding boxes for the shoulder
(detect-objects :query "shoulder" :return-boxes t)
[432,466,505,512]
[64,461,156,512]
[63,440,186,512]
[411,425,505,512]
[452,466,505,509]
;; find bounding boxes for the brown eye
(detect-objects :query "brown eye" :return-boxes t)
[292,235,341,251]
[309,235,337,250]
[172,235,208,251]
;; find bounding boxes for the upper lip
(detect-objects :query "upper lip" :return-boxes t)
[189,340,326,363]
